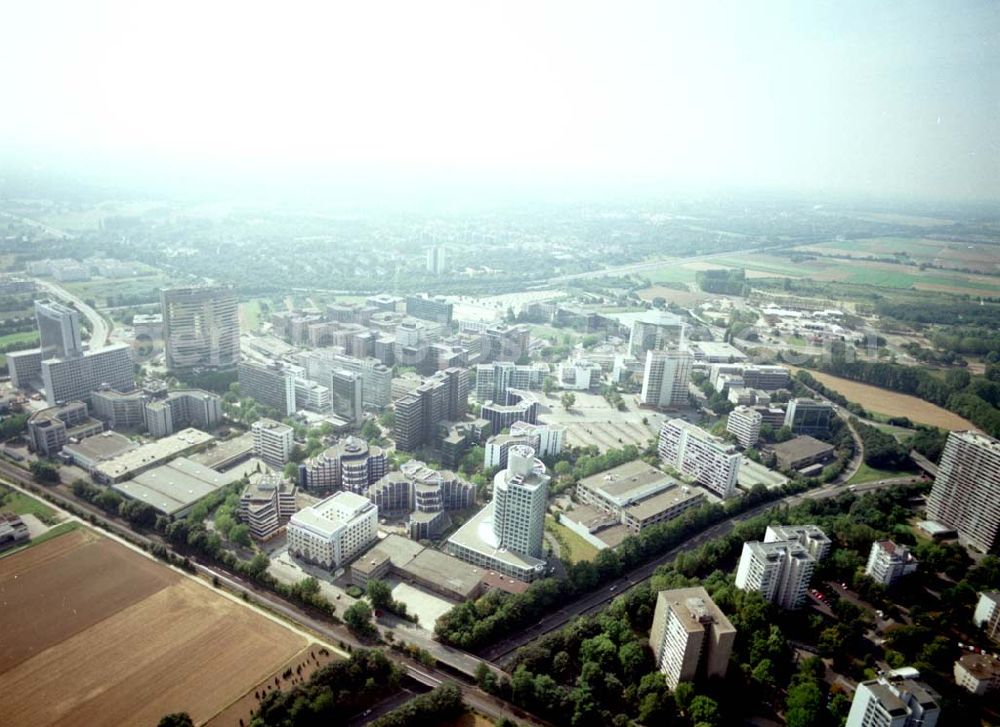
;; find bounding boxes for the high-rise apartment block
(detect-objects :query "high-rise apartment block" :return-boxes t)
[658,419,740,499]
[160,285,240,370]
[735,539,816,609]
[974,592,1000,643]
[251,418,295,468]
[238,361,296,416]
[143,389,222,437]
[846,668,940,727]
[764,524,831,561]
[727,405,763,447]
[286,491,378,569]
[784,398,834,435]
[926,431,1000,553]
[35,299,83,359]
[648,587,736,689]
[640,349,693,408]
[865,540,918,586]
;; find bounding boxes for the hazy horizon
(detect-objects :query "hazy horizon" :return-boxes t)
[3,1,998,205]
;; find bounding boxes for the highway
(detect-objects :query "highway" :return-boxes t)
[481,476,911,662]
[35,278,112,348]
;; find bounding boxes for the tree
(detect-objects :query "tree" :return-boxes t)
[367,579,393,610]
[157,714,194,727]
[229,523,252,547]
[29,459,60,484]
[560,392,576,410]
[361,419,382,443]
[344,600,375,636]
[688,695,720,726]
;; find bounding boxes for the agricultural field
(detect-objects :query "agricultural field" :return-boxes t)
[0,528,307,726]
[698,251,1000,297]
[792,237,1000,275]
[62,273,188,307]
[799,369,976,430]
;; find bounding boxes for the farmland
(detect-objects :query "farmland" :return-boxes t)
[0,528,307,726]
[798,369,977,430]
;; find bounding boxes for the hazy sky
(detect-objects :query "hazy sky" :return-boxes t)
[3,1,998,202]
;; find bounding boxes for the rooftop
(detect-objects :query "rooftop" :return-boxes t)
[770,435,835,461]
[290,491,375,538]
[660,586,737,636]
[578,460,678,507]
[94,428,214,480]
[112,457,241,516]
[625,484,705,521]
[63,431,137,461]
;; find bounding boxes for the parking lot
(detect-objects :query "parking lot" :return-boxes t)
[537,391,666,452]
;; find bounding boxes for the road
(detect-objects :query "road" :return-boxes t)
[0,463,542,726]
[35,278,112,348]
[481,477,910,662]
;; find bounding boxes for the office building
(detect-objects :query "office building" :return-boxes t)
[160,285,240,370]
[369,460,475,539]
[238,361,296,416]
[784,398,834,435]
[144,389,222,437]
[41,344,135,405]
[447,445,549,581]
[330,369,363,423]
[740,364,791,391]
[556,359,602,390]
[764,524,831,561]
[298,436,386,495]
[481,389,539,434]
[27,401,104,456]
[575,460,705,535]
[91,388,147,430]
[726,405,763,448]
[297,350,392,408]
[484,421,565,469]
[7,348,43,390]
[294,378,331,413]
[35,299,83,359]
[627,311,686,358]
[239,473,298,540]
[926,431,1000,553]
[392,368,468,452]
[405,294,453,325]
[426,245,446,274]
[649,587,736,689]
[735,539,815,609]
[251,418,294,468]
[974,591,1000,643]
[61,431,138,473]
[475,361,547,401]
[846,668,940,727]
[480,324,532,363]
[865,541,918,586]
[658,419,740,499]
[286,491,378,569]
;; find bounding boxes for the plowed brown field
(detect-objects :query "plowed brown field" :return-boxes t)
[0,528,306,726]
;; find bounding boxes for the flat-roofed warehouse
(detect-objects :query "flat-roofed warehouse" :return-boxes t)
[92,427,215,483]
[112,456,245,517]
